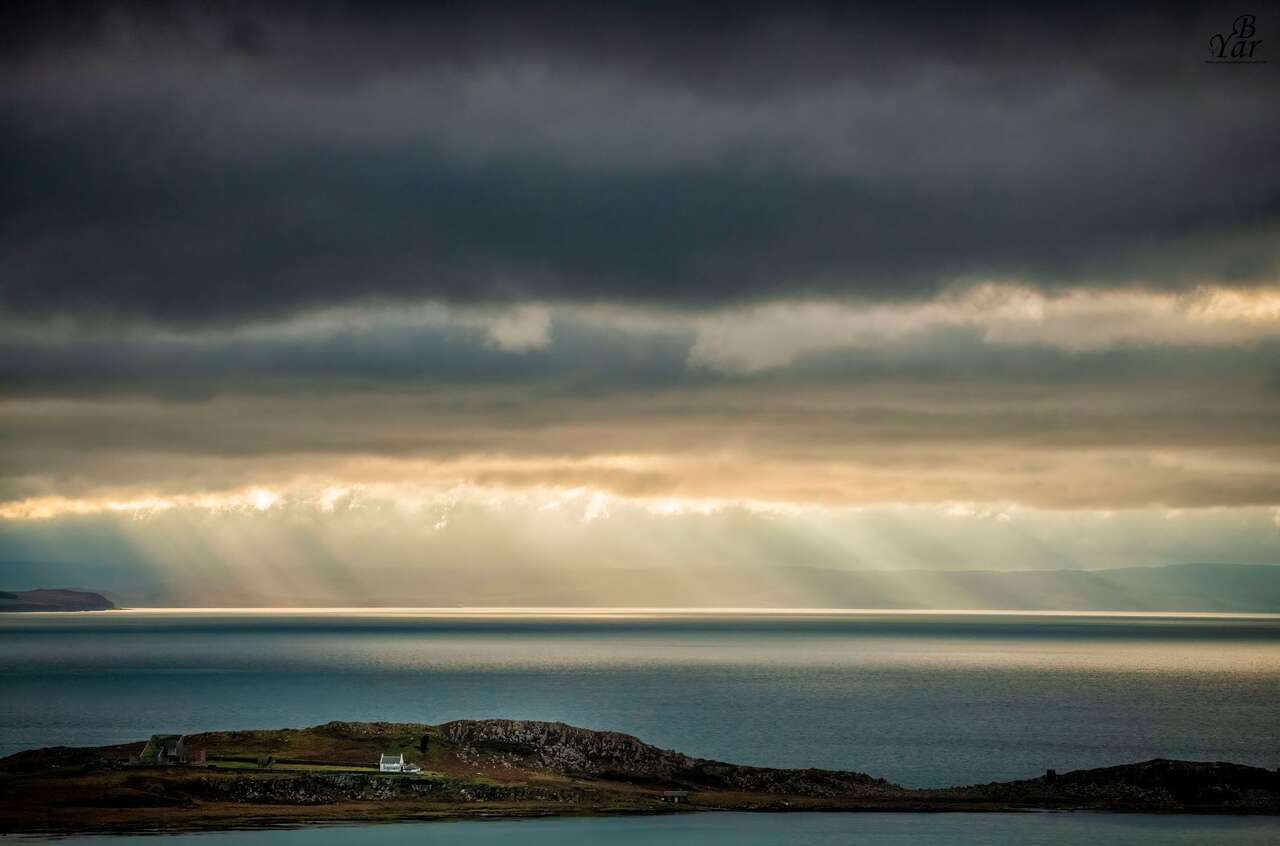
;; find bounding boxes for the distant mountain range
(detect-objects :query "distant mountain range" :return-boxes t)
[0,588,116,612]
[17,562,1274,613]
[729,562,1280,614]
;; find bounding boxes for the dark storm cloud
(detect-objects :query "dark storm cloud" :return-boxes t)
[0,311,699,398]
[1,1,1278,323]
[3,300,1280,401]
[0,1,1259,89]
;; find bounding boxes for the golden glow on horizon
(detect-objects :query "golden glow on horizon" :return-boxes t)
[0,490,272,520]
[27,607,1280,620]
[4,285,1280,521]
[1190,287,1280,322]
[0,483,814,522]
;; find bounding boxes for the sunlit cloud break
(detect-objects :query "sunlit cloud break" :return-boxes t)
[1,1,1278,606]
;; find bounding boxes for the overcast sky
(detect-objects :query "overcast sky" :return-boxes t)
[2,1,1278,602]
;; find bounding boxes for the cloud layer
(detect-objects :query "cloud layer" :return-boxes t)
[1,2,1278,589]
[3,1,1278,322]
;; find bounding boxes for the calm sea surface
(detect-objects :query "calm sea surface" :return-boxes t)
[2,610,1278,791]
[28,813,1280,846]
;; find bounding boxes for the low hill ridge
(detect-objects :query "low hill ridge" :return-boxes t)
[2,719,1278,835]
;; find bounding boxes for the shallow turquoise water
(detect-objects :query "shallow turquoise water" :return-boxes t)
[1,611,1278,788]
[32,812,1280,845]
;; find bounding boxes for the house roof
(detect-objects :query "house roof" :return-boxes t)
[141,734,185,759]
[380,753,404,764]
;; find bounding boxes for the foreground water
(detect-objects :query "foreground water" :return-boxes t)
[1,610,1278,789]
[28,813,1280,845]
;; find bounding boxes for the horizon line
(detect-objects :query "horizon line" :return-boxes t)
[30,606,1280,620]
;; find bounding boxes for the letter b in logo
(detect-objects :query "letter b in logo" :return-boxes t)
[1234,14,1257,39]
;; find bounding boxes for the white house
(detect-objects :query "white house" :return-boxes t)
[378,753,421,773]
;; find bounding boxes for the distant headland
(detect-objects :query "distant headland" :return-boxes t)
[0,588,116,612]
[2,720,1277,834]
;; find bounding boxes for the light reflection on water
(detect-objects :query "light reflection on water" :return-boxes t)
[1,611,1278,788]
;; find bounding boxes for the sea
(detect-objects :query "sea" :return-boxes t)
[2,609,1278,843]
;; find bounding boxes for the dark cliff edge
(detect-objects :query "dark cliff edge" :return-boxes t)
[1,720,1277,834]
[0,588,116,612]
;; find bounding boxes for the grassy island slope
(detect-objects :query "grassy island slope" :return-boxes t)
[2,720,1277,834]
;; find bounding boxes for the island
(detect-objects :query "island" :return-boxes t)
[0,588,116,612]
[2,720,1277,834]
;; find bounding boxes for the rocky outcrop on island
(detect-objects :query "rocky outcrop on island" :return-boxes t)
[0,588,116,612]
[439,719,894,796]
